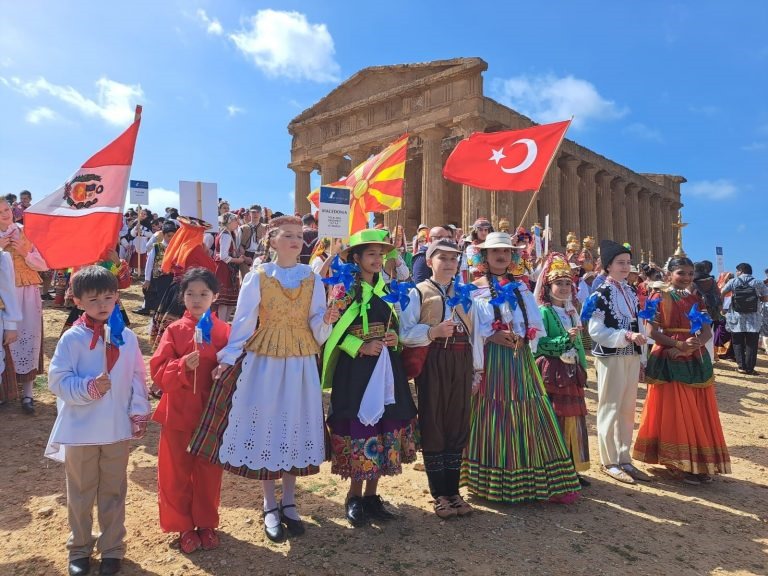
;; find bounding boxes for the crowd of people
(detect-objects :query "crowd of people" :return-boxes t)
[0,191,765,576]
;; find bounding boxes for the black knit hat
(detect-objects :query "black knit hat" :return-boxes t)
[599,240,631,268]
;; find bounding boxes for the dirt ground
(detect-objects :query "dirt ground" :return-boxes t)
[1,283,767,576]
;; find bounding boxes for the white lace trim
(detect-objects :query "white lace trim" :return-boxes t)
[260,262,312,289]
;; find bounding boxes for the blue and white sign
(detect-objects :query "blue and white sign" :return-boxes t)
[318,185,351,238]
[715,246,724,275]
[129,179,149,205]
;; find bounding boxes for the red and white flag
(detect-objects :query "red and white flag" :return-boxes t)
[25,106,142,269]
[443,119,571,192]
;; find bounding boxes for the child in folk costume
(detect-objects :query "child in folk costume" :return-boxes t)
[150,268,230,553]
[322,230,418,528]
[45,266,151,576]
[400,240,474,518]
[213,212,245,322]
[128,208,154,278]
[0,249,22,404]
[587,240,652,485]
[150,216,216,349]
[463,232,581,504]
[136,222,177,316]
[189,216,337,543]
[0,198,48,414]
[533,253,591,486]
[632,256,731,484]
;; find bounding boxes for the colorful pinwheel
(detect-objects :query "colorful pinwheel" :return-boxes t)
[489,278,520,310]
[195,309,213,345]
[687,303,713,335]
[580,292,599,325]
[106,303,125,347]
[446,275,477,313]
[382,279,416,311]
[321,255,360,291]
[638,298,660,322]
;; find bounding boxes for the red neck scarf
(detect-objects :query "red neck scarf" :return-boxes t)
[73,313,120,372]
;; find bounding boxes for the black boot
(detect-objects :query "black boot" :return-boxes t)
[345,496,367,527]
[68,558,91,576]
[424,451,446,500]
[362,494,397,520]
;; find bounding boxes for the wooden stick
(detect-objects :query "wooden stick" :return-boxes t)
[194,327,202,394]
[104,325,111,374]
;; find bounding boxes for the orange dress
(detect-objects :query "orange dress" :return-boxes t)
[632,291,731,474]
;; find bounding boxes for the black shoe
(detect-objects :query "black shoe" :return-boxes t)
[362,494,397,521]
[41,293,54,301]
[68,557,91,576]
[279,501,305,536]
[262,507,286,542]
[98,558,121,575]
[133,308,151,316]
[345,496,367,527]
[577,474,591,487]
[746,370,760,376]
[21,396,35,415]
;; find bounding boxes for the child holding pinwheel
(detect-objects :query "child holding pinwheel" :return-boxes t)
[322,229,417,528]
[463,232,581,505]
[632,256,731,484]
[400,239,475,519]
[45,266,150,576]
[149,268,230,554]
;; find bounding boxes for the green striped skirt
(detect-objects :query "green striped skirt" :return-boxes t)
[461,342,581,503]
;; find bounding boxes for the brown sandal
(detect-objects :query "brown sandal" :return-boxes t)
[449,494,473,516]
[434,496,457,519]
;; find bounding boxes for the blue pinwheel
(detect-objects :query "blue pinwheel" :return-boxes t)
[107,303,125,347]
[489,278,520,310]
[447,275,477,313]
[196,309,213,345]
[321,255,360,291]
[580,292,599,325]
[638,298,660,322]
[687,303,713,335]
[382,279,416,311]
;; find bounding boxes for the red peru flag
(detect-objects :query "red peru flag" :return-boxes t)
[443,119,571,192]
[25,106,142,269]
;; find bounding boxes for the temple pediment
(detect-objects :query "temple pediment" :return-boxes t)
[289,57,487,127]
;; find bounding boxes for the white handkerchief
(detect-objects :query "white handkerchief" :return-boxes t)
[357,347,395,426]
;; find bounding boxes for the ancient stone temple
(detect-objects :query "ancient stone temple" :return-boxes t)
[288,57,683,261]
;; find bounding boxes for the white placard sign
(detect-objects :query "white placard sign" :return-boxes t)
[318,186,350,238]
[129,180,149,205]
[179,181,218,227]
[715,246,724,275]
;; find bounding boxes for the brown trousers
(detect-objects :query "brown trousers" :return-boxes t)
[64,441,130,560]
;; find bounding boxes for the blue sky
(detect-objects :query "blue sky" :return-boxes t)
[2,1,766,273]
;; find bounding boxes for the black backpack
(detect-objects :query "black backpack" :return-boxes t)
[731,278,759,313]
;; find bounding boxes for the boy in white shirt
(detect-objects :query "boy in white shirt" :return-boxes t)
[45,266,150,576]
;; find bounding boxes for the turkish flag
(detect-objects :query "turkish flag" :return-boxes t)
[443,119,571,192]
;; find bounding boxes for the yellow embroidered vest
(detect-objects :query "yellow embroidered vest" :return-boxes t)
[6,230,42,287]
[416,280,472,337]
[244,268,320,357]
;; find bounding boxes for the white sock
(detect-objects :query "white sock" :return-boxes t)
[22,381,33,399]
[262,480,280,528]
[281,474,300,521]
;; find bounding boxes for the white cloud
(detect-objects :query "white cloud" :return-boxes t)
[125,187,180,217]
[2,76,142,125]
[686,179,738,201]
[623,122,663,142]
[489,74,628,129]
[227,104,244,117]
[0,56,12,68]
[196,9,223,35]
[25,106,56,124]
[230,10,340,82]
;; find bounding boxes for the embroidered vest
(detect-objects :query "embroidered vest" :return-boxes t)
[244,268,320,357]
[415,279,472,337]
[152,242,166,278]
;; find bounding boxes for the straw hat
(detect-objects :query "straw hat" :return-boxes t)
[476,231,527,250]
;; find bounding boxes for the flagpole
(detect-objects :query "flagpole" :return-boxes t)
[515,117,573,231]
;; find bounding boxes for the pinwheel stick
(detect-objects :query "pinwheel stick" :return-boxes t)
[104,325,111,375]
[193,328,201,395]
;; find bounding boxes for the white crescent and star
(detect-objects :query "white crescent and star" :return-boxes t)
[488,138,538,174]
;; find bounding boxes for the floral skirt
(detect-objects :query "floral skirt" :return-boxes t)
[327,417,418,482]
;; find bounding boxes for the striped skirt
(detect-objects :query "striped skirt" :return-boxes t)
[461,343,581,503]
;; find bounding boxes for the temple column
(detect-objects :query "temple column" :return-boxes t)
[458,118,491,231]
[539,162,562,250]
[291,163,313,216]
[611,178,627,242]
[577,163,599,239]
[624,183,641,251]
[420,127,447,229]
[649,193,663,263]
[595,171,614,244]
[558,155,581,245]
[637,188,652,259]
[319,154,344,185]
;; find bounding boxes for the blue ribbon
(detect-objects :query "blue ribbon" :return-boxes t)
[196,309,213,344]
[580,292,598,325]
[637,298,660,321]
[321,255,360,292]
[107,303,125,347]
[382,279,416,311]
[687,303,713,334]
[489,279,520,310]
[446,274,477,313]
